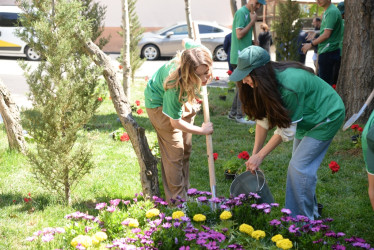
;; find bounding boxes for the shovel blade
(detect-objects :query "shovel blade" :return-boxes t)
[342,114,359,131]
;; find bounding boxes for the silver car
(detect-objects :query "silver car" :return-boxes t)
[138,21,231,61]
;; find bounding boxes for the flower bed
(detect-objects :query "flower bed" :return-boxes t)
[25,190,372,249]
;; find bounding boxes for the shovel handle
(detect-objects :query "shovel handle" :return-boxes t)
[202,86,216,198]
[365,88,374,106]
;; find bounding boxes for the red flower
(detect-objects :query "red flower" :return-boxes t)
[227,70,232,76]
[145,76,149,82]
[23,198,29,203]
[119,64,123,70]
[137,109,144,115]
[98,97,103,102]
[120,132,130,142]
[358,127,363,132]
[109,96,112,100]
[237,151,249,160]
[351,124,359,130]
[28,192,31,197]
[213,153,218,161]
[195,98,202,104]
[13,200,16,203]
[332,84,336,89]
[135,100,141,106]
[328,161,340,174]
[215,76,220,81]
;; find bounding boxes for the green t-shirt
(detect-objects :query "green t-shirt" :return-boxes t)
[362,110,374,172]
[276,68,345,140]
[318,4,344,54]
[230,6,253,65]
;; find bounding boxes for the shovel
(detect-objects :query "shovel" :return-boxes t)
[342,88,374,131]
[201,85,217,199]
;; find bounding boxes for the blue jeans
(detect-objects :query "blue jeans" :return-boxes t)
[285,137,332,220]
[318,49,341,86]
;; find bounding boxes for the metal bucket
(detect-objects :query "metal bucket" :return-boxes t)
[230,170,274,204]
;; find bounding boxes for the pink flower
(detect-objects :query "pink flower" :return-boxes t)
[137,109,144,115]
[42,234,54,242]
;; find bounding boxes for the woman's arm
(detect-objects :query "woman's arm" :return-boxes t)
[170,118,213,135]
[246,124,283,173]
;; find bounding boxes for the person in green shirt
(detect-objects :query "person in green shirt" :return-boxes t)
[361,110,374,210]
[144,41,213,204]
[229,46,345,219]
[302,0,343,86]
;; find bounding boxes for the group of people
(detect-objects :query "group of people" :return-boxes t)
[143,0,373,221]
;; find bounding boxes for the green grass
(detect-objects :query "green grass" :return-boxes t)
[0,80,373,249]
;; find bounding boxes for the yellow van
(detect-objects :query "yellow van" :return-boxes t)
[0,5,40,60]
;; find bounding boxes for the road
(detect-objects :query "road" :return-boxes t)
[0,51,315,123]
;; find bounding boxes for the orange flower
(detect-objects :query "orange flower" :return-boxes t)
[119,65,123,70]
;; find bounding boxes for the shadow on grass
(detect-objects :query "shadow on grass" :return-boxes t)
[0,192,52,212]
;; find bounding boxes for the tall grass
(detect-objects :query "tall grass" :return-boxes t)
[0,80,372,249]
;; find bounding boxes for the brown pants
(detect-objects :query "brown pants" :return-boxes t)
[146,104,196,204]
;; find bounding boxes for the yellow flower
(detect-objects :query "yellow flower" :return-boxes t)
[276,238,293,249]
[93,231,108,242]
[71,235,93,248]
[127,218,139,228]
[220,211,232,220]
[172,211,185,220]
[239,223,254,235]
[146,208,160,218]
[251,230,266,240]
[92,236,100,246]
[193,214,206,222]
[271,234,284,242]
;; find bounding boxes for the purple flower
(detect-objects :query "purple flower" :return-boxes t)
[313,239,323,244]
[325,231,337,238]
[220,204,228,209]
[85,226,93,233]
[26,236,36,242]
[269,219,281,226]
[133,198,138,203]
[270,203,279,207]
[165,216,172,221]
[110,199,121,206]
[332,244,346,250]
[174,221,181,228]
[337,232,345,237]
[33,230,42,236]
[123,200,131,205]
[197,196,208,202]
[296,215,309,222]
[209,197,221,203]
[264,208,271,214]
[281,208,292,215]
[107,206,116,212]
[185,233,197,241]
[55,227,65,234]
[187,188,198,196]
[162,223,172,229]
[222,228,228,233]
[41,234,54,242]
[180,246,190,250]
[289,224,300,233]
[352,242,371,249]
[132,228,142,234]
[95,202,107,210]
[196,238,206,245]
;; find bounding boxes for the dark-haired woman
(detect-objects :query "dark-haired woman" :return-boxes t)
[229,46,345,219]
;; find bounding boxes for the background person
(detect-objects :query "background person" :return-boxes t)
[306,17,321,71]
[258,23,272,53]
[229,46,345,219]
[362,110,374,210]
[144,42,214,204]
[301,0,343,86]
[228,0,266,125]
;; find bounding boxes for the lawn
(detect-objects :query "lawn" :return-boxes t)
[0,79,372,249]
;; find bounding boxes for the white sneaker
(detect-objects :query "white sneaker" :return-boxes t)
[235,117,255,125]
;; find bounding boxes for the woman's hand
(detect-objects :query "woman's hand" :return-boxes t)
[245,153,264,174]
[201,122,213,135]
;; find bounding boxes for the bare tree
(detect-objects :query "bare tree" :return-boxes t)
[121,0,132,100]
[0,79,26,154]
[82,40,160,197]
[184,0,193,39]
[338,0,374,122]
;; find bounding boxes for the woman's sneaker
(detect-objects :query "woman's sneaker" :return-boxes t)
[236,117,255,125]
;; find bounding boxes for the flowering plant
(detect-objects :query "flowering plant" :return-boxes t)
[350,124,363,148]
[223,151,249,175]
[25,189,372,250]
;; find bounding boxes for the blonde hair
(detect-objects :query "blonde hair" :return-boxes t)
[164,47,212,104]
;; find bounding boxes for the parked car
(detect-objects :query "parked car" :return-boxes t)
[0,5,41,60]
[138,21,231,61]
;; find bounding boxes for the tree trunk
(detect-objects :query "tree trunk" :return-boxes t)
[121,0,132,100]
[0,78,27,154]
[184,0,193,39]
[230,0,238,17]
[82,40,160,197]
[338,0,374,122]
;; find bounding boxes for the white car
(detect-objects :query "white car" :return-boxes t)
[138,21,231,61]
[0,5,41,60]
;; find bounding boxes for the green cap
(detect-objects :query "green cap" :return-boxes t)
[258,0,267,5]
[366,126,374,170]
[337,2,344,15]
[229,46,270,82]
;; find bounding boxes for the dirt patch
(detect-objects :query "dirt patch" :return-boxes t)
[333,148,362,157]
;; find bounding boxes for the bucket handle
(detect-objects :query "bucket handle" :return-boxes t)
[238,164,266,192]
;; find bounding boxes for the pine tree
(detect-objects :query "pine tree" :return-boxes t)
[80,0,110,49]
[273,0,302,61]
[118,0,145,82]
[16,0,105,204]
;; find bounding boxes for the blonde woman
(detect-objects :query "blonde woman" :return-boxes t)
[144,42,213,204]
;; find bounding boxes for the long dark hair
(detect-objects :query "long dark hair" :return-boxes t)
[238,61,314,128]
